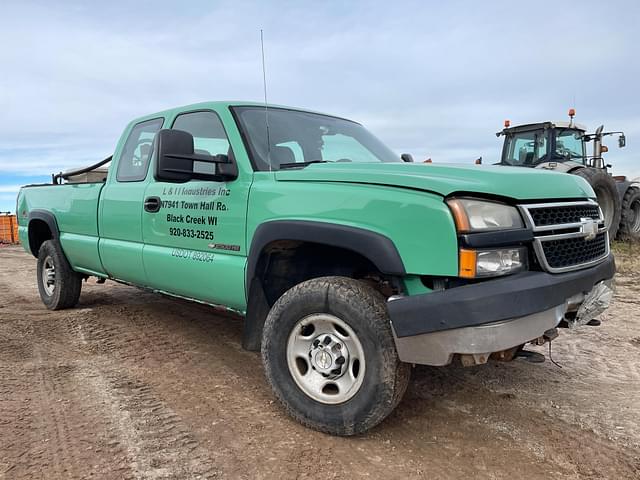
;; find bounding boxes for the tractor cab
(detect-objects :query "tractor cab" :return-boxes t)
[497,120,588,173]
[496,110,626,174]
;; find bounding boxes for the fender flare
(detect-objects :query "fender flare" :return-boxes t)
[27,210,60,256]
[245,220,406,294]
[241,220,406,351]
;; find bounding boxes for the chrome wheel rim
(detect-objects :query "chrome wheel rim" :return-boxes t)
[42,256,56,296]
[286,313,365,404]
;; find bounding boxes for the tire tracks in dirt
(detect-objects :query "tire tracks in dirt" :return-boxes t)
[2,245,640,479]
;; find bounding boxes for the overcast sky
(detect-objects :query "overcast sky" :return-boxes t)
[1,0,639,212]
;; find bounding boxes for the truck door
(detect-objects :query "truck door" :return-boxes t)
[141,109,249,311]
[99,117,164,285]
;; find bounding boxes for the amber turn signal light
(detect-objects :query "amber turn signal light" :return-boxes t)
[447,199,471,232]
[459,249,477,278]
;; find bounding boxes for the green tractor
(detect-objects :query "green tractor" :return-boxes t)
[493,110,640,240]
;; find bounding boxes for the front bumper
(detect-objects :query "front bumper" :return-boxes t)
[388,254,615,366]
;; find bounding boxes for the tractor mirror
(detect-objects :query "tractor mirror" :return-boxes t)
[619,134,626,148]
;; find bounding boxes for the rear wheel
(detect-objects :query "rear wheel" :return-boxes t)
[37,240,82,310]
[573,168,621,239]
[619,186,640,241]
[261,276,410,436]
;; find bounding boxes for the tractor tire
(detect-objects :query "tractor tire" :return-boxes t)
[37,240,83,310]
[261,276,410,436]
[573,168,621,239]
[619,186,640,241]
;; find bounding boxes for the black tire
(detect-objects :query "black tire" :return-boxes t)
[573,168,621,239]
[36,240,82,310]
[619,186,640,241]
[261,276,410,436]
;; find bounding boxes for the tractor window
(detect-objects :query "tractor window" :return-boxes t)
[555,129,585,161]
[503,131,548,166]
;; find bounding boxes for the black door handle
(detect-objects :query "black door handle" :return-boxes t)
[144,196,161,213]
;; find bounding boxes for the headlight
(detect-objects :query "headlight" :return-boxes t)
[447,198,524,232]
[459,247,527,278]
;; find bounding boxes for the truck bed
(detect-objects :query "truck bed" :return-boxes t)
[17,182,106,276]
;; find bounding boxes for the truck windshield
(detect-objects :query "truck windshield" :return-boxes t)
[232,107,401,171]
[502,130,548,166]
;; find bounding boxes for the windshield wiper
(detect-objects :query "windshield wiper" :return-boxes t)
[278,160,333,170]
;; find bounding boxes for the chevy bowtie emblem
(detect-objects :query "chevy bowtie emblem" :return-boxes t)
[580,217,598,241]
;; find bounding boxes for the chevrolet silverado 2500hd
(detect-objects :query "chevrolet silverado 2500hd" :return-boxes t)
[17,102,615,435]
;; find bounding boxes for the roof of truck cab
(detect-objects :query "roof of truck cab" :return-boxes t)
[128,101,355,125]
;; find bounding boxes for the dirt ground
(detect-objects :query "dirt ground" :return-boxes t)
[0,244,638,480]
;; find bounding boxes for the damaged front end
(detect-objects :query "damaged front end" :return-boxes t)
[564,279,615,328]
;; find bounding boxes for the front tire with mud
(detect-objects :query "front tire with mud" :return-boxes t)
[261,276,410,436]
[36,240,82,310]
[573,168,621,239]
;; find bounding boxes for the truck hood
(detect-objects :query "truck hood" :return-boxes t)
[275,162,594,200]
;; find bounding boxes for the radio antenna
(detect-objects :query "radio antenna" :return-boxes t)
[260,29,272,172]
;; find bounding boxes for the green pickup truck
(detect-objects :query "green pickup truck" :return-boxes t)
[17,101,615,435]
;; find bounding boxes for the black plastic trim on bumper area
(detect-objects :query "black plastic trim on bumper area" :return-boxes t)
[459,228,533,248]
[388,254,615,338]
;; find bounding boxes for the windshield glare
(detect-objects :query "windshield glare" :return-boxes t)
[233,107,400,170]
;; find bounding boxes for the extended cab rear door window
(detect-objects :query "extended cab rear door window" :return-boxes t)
[116,118,164,182]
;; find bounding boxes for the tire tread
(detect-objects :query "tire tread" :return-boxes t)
[262,276,410,436]
[37,240,82,310]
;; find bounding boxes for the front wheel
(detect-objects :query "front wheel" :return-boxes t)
[36,240,82,310]
[261,276,410,436]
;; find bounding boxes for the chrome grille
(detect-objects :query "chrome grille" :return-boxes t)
[541,232,608,269]
[519,200,609,273]
[527,204,600,227]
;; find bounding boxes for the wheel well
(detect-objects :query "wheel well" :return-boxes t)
[28,219,53,257]
[241,240,401,351]
[256,240,397,305]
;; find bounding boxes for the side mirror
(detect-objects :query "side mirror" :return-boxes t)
[401,153,414,163]
[154,129,237,183]
[619,134,626,148]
